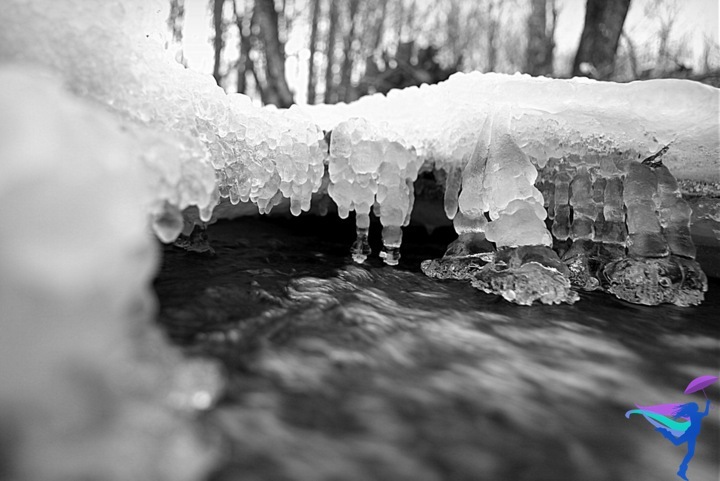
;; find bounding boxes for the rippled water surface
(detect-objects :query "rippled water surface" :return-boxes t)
[155,215,719,481]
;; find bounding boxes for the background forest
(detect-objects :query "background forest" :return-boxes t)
[166,0,720,107]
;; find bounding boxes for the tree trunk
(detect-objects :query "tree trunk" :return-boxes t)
[339,0,360,103]
[572,0,631,80]
[486,1,498,72]
[621,31,639,79]
[232,0,252,94]
[306,0,321,104]
[371,0,388,52]
[446,0,461,65]
[167,0,185,43]
[657,22,673,72]
[395,0,404,42]
[212,0,225,86]
[525,0,555,76]
[324,0,340,104]
[252,0,294,107]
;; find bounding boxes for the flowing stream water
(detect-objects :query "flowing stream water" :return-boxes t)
[155,214,719,481]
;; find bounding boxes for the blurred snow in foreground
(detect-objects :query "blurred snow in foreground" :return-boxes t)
[0,67,222,481]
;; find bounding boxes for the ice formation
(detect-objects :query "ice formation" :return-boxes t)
[0,0,718,477]
[328,118,421,264]
[0,0,716,335]
[304,78,716,306]
[0,0,326,236]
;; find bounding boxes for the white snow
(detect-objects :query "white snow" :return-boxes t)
[2,0,717,249]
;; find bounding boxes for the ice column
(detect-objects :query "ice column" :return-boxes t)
[537,179,555,220]
[554,164,595,289]
[601,157,707,306]
[569,167,596,240]
[623,162,668,257]
[327,118,420,265]
[216,109,327,217]
[655,165,696,258]
[559,155,627,290]
[551,164,572,242]
[454,116,491,245]
[481,114,552,248]
[443,164,464,220]
[601,173,627,247]
[590,176,607,241]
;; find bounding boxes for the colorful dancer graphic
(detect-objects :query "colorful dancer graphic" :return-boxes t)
[626,375,717,480]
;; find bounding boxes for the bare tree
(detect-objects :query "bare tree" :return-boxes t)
[306,0,321,104]
[525,0,557,76]
[485,1,498,72]
[370,0,388,53]
[695,36,720,86]
[324,0,340,104]
[167,0,185,43]
[188,0,579,103]
[644,0,680,73]
[211,0,226,85]
[445,0,462,67]
[232,0,252,94]
[620,31,640,79]
[572,0,631,79]
[615,0,703,81]
[701,35,720,73]
[252,0,294,107]
[339,0,361,102]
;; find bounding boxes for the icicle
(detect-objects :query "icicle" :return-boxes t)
[351,212,372,264]
[199,189,220,222]
[569,167,595,241]
[380,225,402,266]
[443,165,463,220]
[229,183,240,205]
[623,162,668,257]
[152,202,184,243]
[290,197,302,216]
[552,166,572,241]
[403,179,415,227]
[655,164,696,258]
[602,175,626,245]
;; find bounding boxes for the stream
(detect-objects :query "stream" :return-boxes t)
[155,214,719,481]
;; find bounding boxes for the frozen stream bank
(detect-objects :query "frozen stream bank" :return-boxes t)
[0,0,719,479]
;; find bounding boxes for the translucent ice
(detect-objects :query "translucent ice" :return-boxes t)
[302,73,715,303]
[0,0,326,240]
[485,200,552,248]
[443,165,463,219]
[533,150,709,302]
[655,165,696,258]
[1,0,716,308]
[300,72,716,295]
[599,176,627,246]
[569,168,596,241]
[328,118,420,264]
[623,163,669,257]
[604,256,708,306]
[552,167,573,242]
[603,177,625,222]
[471,246,579,306]
[301,73,719,184]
